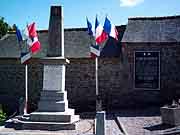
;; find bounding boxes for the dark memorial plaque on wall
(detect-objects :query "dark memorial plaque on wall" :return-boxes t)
[134,51,160,89]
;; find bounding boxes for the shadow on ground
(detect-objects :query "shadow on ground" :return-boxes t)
[110,107,161,117]
[144,123,174,131]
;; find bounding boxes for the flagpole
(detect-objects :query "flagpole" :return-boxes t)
[24,28,29,115]
[94,56,98,135]
[95,57,101,111]
[24,64,28,115]
[95,57,98,97]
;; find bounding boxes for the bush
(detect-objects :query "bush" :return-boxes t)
[0,105,7,126]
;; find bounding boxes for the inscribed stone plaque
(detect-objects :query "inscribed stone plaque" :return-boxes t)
[134,51,160,89]
[43,65,64,91]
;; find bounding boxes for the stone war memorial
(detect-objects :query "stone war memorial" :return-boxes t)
[7,6,79,130]
[1,4,180,135]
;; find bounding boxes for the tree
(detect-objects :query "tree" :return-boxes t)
[0,17,11,38]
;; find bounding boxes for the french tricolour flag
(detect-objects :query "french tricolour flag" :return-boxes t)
[15,23,41,64]
[104,16,118,40]
[95,16,107,44]
[86,17,93,36]
[15,25,31,64]
[90,44,100,59]
[17,22,41,54]
[15,25,23,42]
[27,22,41,54]
[20,52,31,64]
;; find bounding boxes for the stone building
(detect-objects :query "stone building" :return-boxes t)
[122,15,180,105]
[0,15,180,114]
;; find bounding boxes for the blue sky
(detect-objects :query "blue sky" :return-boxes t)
[1,0,180,30]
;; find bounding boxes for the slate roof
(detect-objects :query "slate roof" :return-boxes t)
[122,15,180,43]
[0,28,90,58]
[0,26,124,58]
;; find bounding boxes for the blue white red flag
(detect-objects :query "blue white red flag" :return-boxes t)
[14,25,31,64]
[28,22,38,38]
[95,16,107,44]
[15,22,41,64]
[104,16,118,40]
[21,27,29,41]
[15,25,23,42]
[21,52,31,64]
[90,44,100,57]
[86,17,93,36]
[90,44,100,59]
[27,22,41,54]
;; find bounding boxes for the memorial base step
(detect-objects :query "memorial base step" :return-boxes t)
[30,111,79,123]
[11,118,76,130]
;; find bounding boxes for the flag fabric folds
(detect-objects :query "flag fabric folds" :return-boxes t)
[20,52,32,64]
[90,44,100,59]
[103,16,118,40]
[95,16,107,44]
[27,22,41,54]
[15,25,23,42]
[15,25,29,42]
[21,27,29,41]
[90,44,100,57]
[15,25,30,64]
[30,38,41,53]
[86,16,118,58]
[15,22,41,64]
[86,17,93,36]
[28,23,38,38]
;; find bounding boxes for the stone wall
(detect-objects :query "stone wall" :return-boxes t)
[123,43,180,105]
[66,58,131,112]
[0,58,131,113]
[0,59,43,114]
[1,49,179,113]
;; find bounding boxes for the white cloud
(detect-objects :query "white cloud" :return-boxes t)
[120,0,144,7]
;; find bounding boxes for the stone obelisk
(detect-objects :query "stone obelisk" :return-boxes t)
[47,5,64,57]
[18,6,79,130]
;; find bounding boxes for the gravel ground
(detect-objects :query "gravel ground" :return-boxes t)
[116,107,178,135]
[0,113,123,135]
[0,119,94,135]
[106,115,123,135]
[1,108,178,135]
[118,115,162,135]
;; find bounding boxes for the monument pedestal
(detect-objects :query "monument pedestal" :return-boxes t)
[12,58,79,130]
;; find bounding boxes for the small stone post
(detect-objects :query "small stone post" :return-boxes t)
[96,111,106,135]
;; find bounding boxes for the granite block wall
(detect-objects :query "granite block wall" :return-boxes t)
[123,43,180,105]
[0,58,132,113]
[1,47,179,114]
[66,58,131,112]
